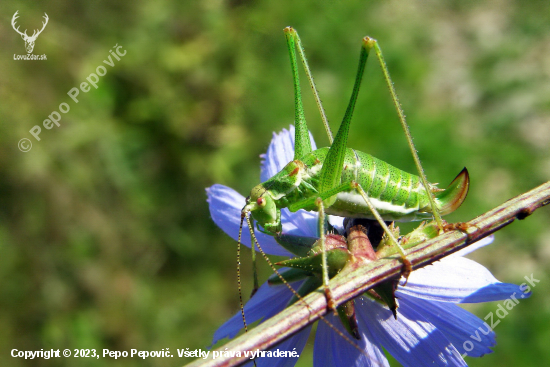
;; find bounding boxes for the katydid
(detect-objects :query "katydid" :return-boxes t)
[239,27,469,312]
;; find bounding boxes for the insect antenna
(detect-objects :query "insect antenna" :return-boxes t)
[236,212,249,334]
[237,210,259,367]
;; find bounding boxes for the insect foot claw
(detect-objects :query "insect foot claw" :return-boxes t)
[400,257,412,286]
[441,221,474,240]
[324,287,337,312]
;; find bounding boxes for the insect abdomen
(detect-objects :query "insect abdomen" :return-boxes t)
[356,150,424,205]
[332,148,431,220]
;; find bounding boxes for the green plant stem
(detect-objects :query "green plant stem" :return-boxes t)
[186,181,550,367]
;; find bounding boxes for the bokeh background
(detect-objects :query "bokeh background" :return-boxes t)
[1,0,549,366]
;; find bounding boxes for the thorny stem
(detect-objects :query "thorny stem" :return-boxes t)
[186,181,550,367]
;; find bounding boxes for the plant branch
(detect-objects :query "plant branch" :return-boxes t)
[186,181,550,367]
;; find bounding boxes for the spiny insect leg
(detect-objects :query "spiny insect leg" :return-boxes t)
[317,36,371,200]
[283,27,312,160]
[352,181,413,283]
[315,197,336,311]
[284,27,333,143]
[367,37,444,229]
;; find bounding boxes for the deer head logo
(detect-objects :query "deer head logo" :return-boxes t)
[12,11,49,54]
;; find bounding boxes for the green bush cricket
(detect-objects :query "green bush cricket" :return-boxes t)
[239,26,468,301]
[233,28,471,355]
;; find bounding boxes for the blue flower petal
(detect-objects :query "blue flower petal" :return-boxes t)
[397,256,530,303]
[314,312,389,367]
[450,235,494,258]
[260,127,295,182]
[212,279,301,345]
[206,184,293,256]
[355,297,467,367]
[399,294,495,357]
[280,208,320,239]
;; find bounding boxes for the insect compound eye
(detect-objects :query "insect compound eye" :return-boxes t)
[257,197,266,207]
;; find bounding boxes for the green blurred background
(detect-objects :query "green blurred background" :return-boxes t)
[1,0,549,366]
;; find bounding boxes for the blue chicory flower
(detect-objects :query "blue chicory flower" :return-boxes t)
[206,126,529,367]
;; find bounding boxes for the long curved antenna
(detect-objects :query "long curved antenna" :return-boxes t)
[236,213,249,334]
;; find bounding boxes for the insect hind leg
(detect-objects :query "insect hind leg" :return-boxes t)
[352,181,413,282]
[314,197,337,311]
[289,180,412,310]
[367,37,444,230]
[284,27,333,145]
